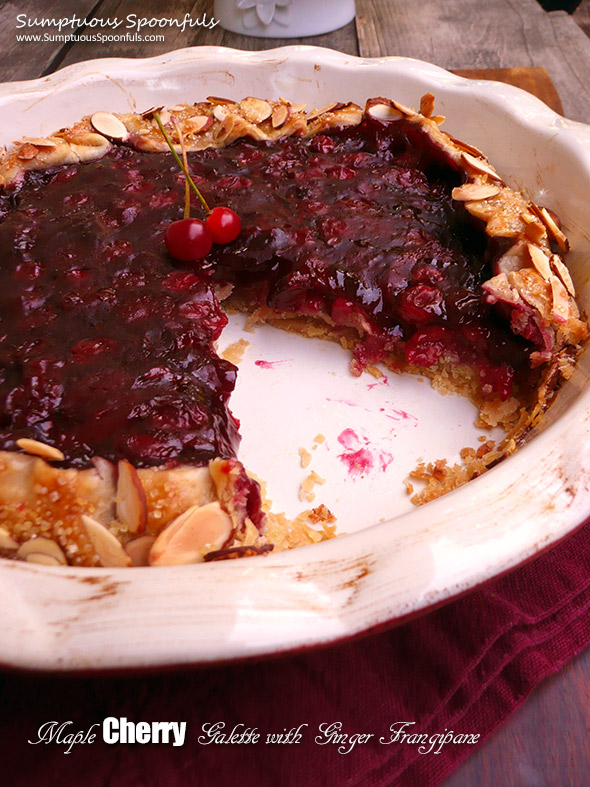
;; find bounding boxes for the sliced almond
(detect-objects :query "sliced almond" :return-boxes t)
[452,183,501,201]
[213,115,235,142]
[212,105,228,122]
[240,97,272,124]
[510,271,547,314]
[307,102,340,121]
[17,537,67,565]
[185,115,213,134]
[81,515,131,567]
[158,109,171,126]
[116,460,147,534]
[278,98,307,113]
[523,219,546,244]
[539,206,569,252]
[368,99,414,119]
[527,243,552,280]
[420,92,435,118]
[21,136,58,149]
[550,275,570,324]
[90,112,128,141]
[92,456,116,485]
[17,143,39,161]
[206,96,237,106]
[0,526,18,551]
[449,136,486,159]
[169,104,186,112]
[367,103,403,121]
[482,272,523,308]
[550,254,576,296]
[271,104,289,129]
[460,152,502,182]
[431,114,446,125]
[149,501,233,566]
[140,105,163,119]
[125,535,156,567]
[391,99,416,116]
[16,438,64,462]
[25,553,63,566]
[495,239,529,275]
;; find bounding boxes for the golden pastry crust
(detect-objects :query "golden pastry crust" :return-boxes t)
[0,93,586,566]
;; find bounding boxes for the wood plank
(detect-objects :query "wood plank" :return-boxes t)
[0,0,99,82]
[546,9,590,120]
[453,67,564,114]
[573,0,590,36]
[56,0,358,70]
[355,0,549,65]
[355,0,590,121]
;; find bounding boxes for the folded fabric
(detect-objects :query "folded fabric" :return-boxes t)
[3,517,590,787]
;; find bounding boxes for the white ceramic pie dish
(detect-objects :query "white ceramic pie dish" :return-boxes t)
[1,46,590,672]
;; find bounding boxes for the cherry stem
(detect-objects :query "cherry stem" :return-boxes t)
[153,111,211,215]
[172,117,191,220]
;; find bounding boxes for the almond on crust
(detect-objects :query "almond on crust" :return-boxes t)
[0,94,586,565]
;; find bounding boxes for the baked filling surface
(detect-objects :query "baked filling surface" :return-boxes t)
[0,95,586,566]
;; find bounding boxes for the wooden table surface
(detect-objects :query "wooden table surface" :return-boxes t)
[1,0,590,784]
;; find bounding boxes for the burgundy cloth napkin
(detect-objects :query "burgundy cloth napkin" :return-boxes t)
[3,516,590,787]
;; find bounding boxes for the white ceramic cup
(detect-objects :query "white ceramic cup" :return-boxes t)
[213,0,356,38]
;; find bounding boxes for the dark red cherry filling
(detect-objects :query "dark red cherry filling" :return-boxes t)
[0,168,239,468]
[0,116,539,469]
[189,119,536,399]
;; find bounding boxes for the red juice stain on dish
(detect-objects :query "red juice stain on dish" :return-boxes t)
[339,445,375,478]
[254,359,292,369]
[378,450,394,472]
[336,428,393,478]
[367,377,390,390]
[326,397,363,408]
[379,406,418,423]
[337,428,360,451]
[326,397,417,426]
